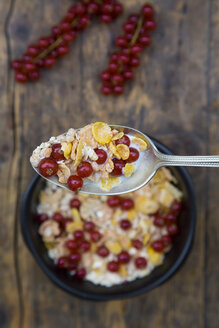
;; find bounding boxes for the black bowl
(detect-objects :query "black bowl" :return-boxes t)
[21,138,196,301]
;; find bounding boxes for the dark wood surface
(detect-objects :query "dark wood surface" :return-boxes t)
[0,0,218,327]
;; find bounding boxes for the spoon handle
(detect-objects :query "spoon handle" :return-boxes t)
[157,153,219,168]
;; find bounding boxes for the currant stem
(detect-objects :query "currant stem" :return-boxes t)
[33,18,80,62]
[130,16,144,46]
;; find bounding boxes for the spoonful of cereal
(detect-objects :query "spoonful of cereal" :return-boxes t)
[30,122,219,195]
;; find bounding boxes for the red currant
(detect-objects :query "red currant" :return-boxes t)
[11,59,23,71]
[113,85,124,95]
[57,45,69,56]
[107,261,119,272]
[28,71,40,81]
[139,34,151,47]
[151,240,164,252]
[27,45,39,57]
[171,201,182,213]
[123,22,135,33]
[52,212,63,222]
[132,239,143,249]
[24,62,36,73]
[121,198,134,210]
[144,19,157,31]
[101,85,112,95]
[38,157,58,177]
[67,175,83,191]
[52,25,61,36]
[129,57,140,68]
[95,148,107,164]
[90,231,102,242]
[100,14,112,24]
[115,36,127,48]
[165,213,177,225]
[36,213,48,223]
[101,70,111,82]
[77,161,93,178]
[142,4,154,18]
[74,230,84,240]
[130,44,143,55]
[115,135,130,147]
[123,69,134,81]
[97,245,109,257]
[117,251,130,264]
[83,221,95,232]
[15,72,28,83]
[120,219,132,230]
[66,239,78,251]
[69,253,81,263]
[57,256,69,268]
[76,268,86,279]
[70,198,81,209]
[111,158,126,176]
[38,37,49,48]
[127,147,139,163]
[79,240,90,252]
[107,196,121,208]
[167,224,179,236]
[51,143,65,161]
[128,14,139,24]
[108,61,119,72]
[162,235,172,247]
[154,215,165,227]
[135,257,147,269]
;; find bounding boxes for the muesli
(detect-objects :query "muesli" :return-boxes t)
[30,122,147,192]
[37,167,183,286]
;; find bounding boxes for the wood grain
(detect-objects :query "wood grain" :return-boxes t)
[0,0,218,327]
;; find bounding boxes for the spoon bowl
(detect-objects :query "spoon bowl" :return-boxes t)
[32,125,219,195]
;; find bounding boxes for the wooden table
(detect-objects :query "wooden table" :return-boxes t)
[1,0,218,327]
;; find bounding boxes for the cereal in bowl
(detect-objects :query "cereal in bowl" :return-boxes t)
[36,167,183,286]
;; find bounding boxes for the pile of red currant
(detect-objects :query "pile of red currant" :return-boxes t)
[11,0,123,83]
[100,3,156,95]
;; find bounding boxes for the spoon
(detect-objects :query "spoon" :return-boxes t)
[32,125,219,195]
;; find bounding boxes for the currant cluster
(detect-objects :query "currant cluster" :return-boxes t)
[11,0,123,83]
[100,3,156,95]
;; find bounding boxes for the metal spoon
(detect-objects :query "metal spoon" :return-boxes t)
[32,125,219,195]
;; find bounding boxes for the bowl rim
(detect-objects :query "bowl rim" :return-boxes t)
[21,138,196,301]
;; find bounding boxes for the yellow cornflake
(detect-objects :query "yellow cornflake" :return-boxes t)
[106,241,122,254]
[143,233,150,245]
[135,195,159,215]
[122,239,132,250]
[159,188,175,207]
[66,220,83,233]
[92,122,112,144]
[124,163,135,177]
[116,144,130,160]
[127,209,137,221]
[132,137,147,151]
[44,242,55,249]
[109,142,121,159]
[112,209,122,220]
[112,131,124,141]
[40,191,45,202]
[111,219,117,226]
[100,177,121,191]
[71,208,81,221]
[74,139,84,167]
[147,247,163,265]
[91,243,98,253]
[119,264,127,277]
[64,142,72,159]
